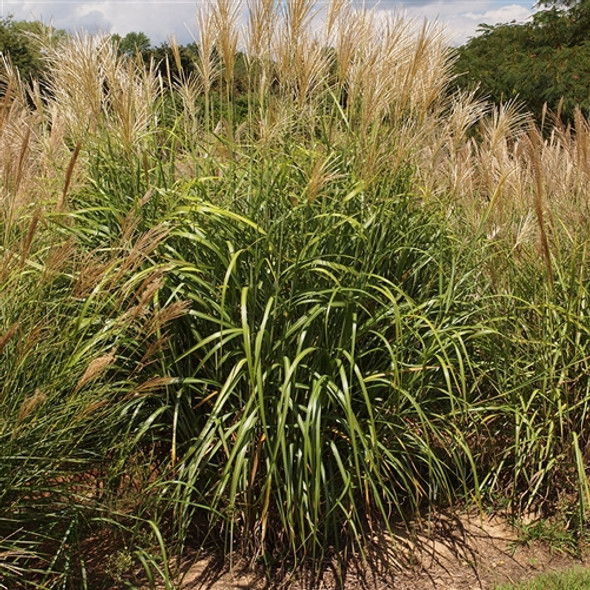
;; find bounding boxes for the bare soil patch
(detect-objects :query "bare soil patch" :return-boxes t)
[169,512,589,590]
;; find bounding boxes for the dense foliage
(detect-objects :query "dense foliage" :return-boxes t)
[454,0,590,123]
[0,17,66,83]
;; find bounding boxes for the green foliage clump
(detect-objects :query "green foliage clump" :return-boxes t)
[495,566,590,590]
[454,0,590,123]
[111,31,151,56]
[0,17,66,84]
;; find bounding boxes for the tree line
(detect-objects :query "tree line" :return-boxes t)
[0,19,199,84]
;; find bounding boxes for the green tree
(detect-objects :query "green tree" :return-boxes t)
[0,17,42,81]
[454,0,590,123]
[112,31,151,57]
[0,17,67,84]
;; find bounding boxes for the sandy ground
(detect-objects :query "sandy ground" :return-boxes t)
[163,512,588,590]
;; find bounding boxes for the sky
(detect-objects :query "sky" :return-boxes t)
[1,0,537,47]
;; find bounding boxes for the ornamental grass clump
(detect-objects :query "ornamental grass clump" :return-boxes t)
[0,232,182,588]
[3,0,590,587]
[150,163,489,563]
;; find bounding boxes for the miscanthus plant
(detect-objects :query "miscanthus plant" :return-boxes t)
[2,0,590,587]
[155,163,490,562]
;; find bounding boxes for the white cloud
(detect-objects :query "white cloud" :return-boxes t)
[463,4,532,23]
[2,0,535,47]
[3,1,200,45]
[75,8,112,33]
[395,1,534,45]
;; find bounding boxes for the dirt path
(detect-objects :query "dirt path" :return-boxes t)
[170,513,588,590]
